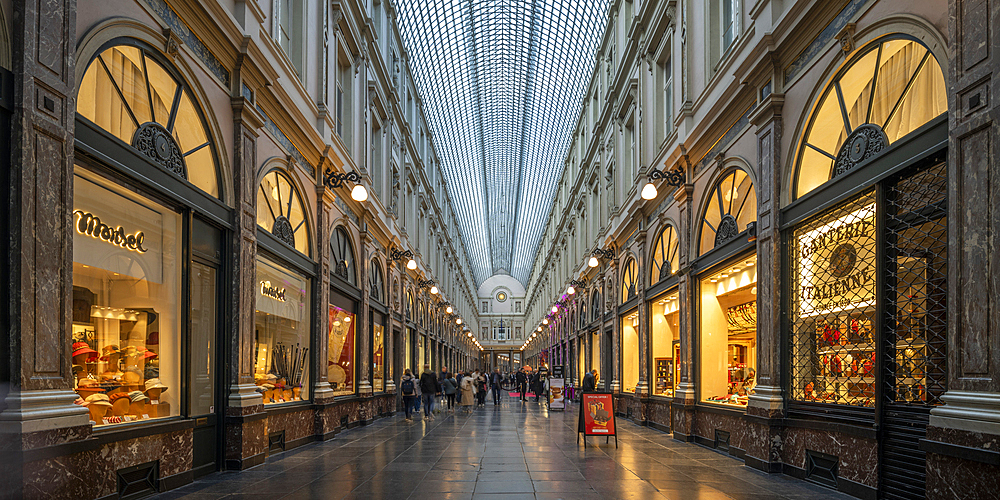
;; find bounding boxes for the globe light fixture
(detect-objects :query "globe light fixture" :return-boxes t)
[588,256,600,267]
[542,319,548,325]
[456,318,462,325]
[551,306,558,313]
[430,286,439,295]
[642,166,685,201]
[641,182,658,200]
[351,184,369,202]
[446,305,453,314]
[406,258,417,270]
[566,286,575,295]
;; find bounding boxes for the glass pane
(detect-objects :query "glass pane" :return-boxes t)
[144,56,177,125]
[701,187,722,255]
[79,60,136,142]
[883,56,947,143]
[805,91,848,159]
[869,40,924,130]
[700,254,758,407]
[796,147,835,199]
[71,169,182,426]
[373,317,385,392]
[256,173,279,231]
[190,261,216,416]
[621,311,639,393]
[328,304,355,396]
[838,49,878,132]
[254,256,311,404]
[651,290,680,397]
[185,147,218,199]
[102,46,152,127]
[172,92,209,153]
[734,172,757,232]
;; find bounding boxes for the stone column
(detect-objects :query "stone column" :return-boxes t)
[1,0,86,494]
[313,163,335,403]
[672,178,696,439]
[925,1,1000,497]
[358,226,372,394]
[635,227,650,397]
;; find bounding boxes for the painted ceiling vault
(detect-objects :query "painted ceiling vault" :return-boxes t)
[397,0,607,286]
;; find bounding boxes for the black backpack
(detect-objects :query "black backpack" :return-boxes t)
[401,378,415,396]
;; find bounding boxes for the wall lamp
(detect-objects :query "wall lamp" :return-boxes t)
[641,166,685,200]
[323,168,369,202]
[588,247,616,267]
[390,248,418,270]
[418,279,438,294]
[566,279,587,295]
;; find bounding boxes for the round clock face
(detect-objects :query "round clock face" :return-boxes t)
[829,243,857,278]
[496,292,507,302]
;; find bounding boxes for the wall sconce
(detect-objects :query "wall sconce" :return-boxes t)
[566,279,587,294]
[641,165,685,200]
[323,168,369,202]
[588,247,615,267]
[418,279,437,294]
[390,248,418,270]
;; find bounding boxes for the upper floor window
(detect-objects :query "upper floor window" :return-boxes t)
[78,43,220,199]
[331,226,356,285]
[257,169,310,256]
[369,259,384,303]
[710,0,740,66]
[275,0,304,75]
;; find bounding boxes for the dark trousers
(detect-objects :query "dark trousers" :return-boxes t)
[422,393,434,416]
[446,394,456,409]
[403,395,415,418]
[492,385,502,405]
[518,383,526,400]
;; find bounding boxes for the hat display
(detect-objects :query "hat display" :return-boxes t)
[135,347,158,360]
[109,392,131,403]
[84,393,112,407]
[99,345,121,361]
[76,378,105,394]
[143,378,168,393]
[128,390,150,403]
[72,342,98,360]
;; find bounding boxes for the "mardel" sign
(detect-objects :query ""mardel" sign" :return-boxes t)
[73,210,148,253]
[260,281,287,302]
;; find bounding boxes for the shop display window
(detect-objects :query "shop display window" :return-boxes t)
[621,311,639,393]
[577,337,585,385]
[418,335,426,369]
[373,312,385,392]
[71,170,181,426]
[699,254,758,407]
[651,291,680,397]
[254,256,311,404]
[327,304,355,396]
[591,330,601,376]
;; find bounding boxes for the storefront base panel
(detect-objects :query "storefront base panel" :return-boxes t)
[21,428,193,500]
[779,424,878,493]
[691,406,750,460]
[924,426,1000,500]
[646,398,672,433]
[264,406,315,455]
[780,462,877,500]
[671,402,695,442]
[613,394,643,423]
[225,405,268,471]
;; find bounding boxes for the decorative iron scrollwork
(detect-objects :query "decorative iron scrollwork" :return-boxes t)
[132,122,186,177]
[272,215,295,246]
[834,124,888,178]
[714,214,740,247]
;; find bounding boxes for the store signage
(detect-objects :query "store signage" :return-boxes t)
[548,377,565,410]
[259,281,287,302]
[580,393,615,434]
[796,204,876,315]
[73,210,148,253]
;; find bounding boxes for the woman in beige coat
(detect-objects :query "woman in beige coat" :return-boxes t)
[459,372,476,412]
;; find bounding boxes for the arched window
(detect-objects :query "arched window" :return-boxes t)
[651,224,680,283]
[368,259,384,303]
[418,302,425,328]
[699,169,757,255]
[406,290,414,321]
[78,43,220,198]
[591,288,601,322]
[579,299,588,329]
[794,37,946,199]
[257,170,310,256]
[620,258,637,304]
[331,226,356,285]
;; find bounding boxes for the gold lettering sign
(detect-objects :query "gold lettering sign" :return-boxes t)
[796,203,876,316]
[73,210,148,253]
[260,281,287,302]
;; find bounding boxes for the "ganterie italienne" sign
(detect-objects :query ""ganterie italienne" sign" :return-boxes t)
[73,210,148,253]
[796,203,876,315]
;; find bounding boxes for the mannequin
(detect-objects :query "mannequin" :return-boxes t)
[127,391,148,418]
[84,394,112,423]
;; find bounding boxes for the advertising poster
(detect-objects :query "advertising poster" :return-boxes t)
[549,377,565,410]
[580,393,615,435]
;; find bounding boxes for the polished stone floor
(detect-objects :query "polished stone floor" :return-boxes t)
[156,394,852,500]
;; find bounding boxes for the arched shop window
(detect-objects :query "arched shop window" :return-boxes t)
[699,169,757,255]
[331,226,356,285]
[794,37,946,199]
[650,224,680,284]
[257,170,310,256]
[620,257,637,304]
[417,302,425,328]
[368,259,384,303]
[591,289,601,322]
[789,36,948,413]
[405,290,413,321]
[79,43,220,198]
[579,298,587,329]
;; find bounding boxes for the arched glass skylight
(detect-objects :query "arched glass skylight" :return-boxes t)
[397,0,607,286]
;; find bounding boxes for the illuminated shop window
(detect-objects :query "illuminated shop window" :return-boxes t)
[700,254,758,407]
[795,38,947,200]
[327,304,355,396]
[71,169,181,426]
[372,311,386,392]
[254,256,311,405]
[621,310,639,393]
[700,169,756,256]
[651,291,680,397]
[257,170,310,256]
[78,44,220,198]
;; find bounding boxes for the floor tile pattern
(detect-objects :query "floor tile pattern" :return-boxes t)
[154,395,853,500]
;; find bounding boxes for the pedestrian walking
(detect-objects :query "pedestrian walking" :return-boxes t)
[456,371,464,404]
[459,372,475,413]
[582,369,597,393]
[476,371,488,406]
[419,364,438,419]
[400,369,417,420]
[516,368,528,401]
[490,369,503,405]
[530,371,541,402]
[442,372,457,410]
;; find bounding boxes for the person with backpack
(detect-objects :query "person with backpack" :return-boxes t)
[442,372,458,411]
[400,369,417,421]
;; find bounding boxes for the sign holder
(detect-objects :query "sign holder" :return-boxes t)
[577,392,617,448]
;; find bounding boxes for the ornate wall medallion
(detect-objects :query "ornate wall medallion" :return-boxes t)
[132,122,186,177]
[272,215,295,246]
[834,124,888,178]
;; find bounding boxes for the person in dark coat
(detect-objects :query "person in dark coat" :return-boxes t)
[582,369,597,393]
[490,369,503,405]
[530,371,541,402]
[419,365,438,419]
[515,368,528,401]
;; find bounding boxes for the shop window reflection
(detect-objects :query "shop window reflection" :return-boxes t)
[651,291,680,397]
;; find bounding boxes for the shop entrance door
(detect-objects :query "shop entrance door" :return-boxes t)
[878,162,948,500]
[190,218,224,477]
[602,328,612,392]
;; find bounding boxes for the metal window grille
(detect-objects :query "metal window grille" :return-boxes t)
[883,162,947,405]
[790,191,878,407]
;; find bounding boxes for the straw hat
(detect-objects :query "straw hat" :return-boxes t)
[143,378,168,393]
[84,393,112,407]
[72,342,98,360]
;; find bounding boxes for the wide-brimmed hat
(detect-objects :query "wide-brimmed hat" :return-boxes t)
[135,347,158,360]
[84,393,112,407]
[72,342,98,360]
[128,390,150,403]
[76,378,105,394]
[144,378,168,393]
[99,345,121,361]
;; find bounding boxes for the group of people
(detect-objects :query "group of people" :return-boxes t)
[398,366,507,420]
[512,366,547,403]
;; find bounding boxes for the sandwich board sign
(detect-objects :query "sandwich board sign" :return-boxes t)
[577,392,617,447]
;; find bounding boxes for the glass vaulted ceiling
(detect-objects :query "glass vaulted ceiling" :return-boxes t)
[397,0,607,286]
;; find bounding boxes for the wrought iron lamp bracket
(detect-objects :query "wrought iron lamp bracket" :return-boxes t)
[323,168,362,190]
[648,166,685,187]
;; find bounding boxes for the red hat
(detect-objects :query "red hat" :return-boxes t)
[72,342,98,360]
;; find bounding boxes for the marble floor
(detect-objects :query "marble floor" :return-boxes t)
[154,395,853,500]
